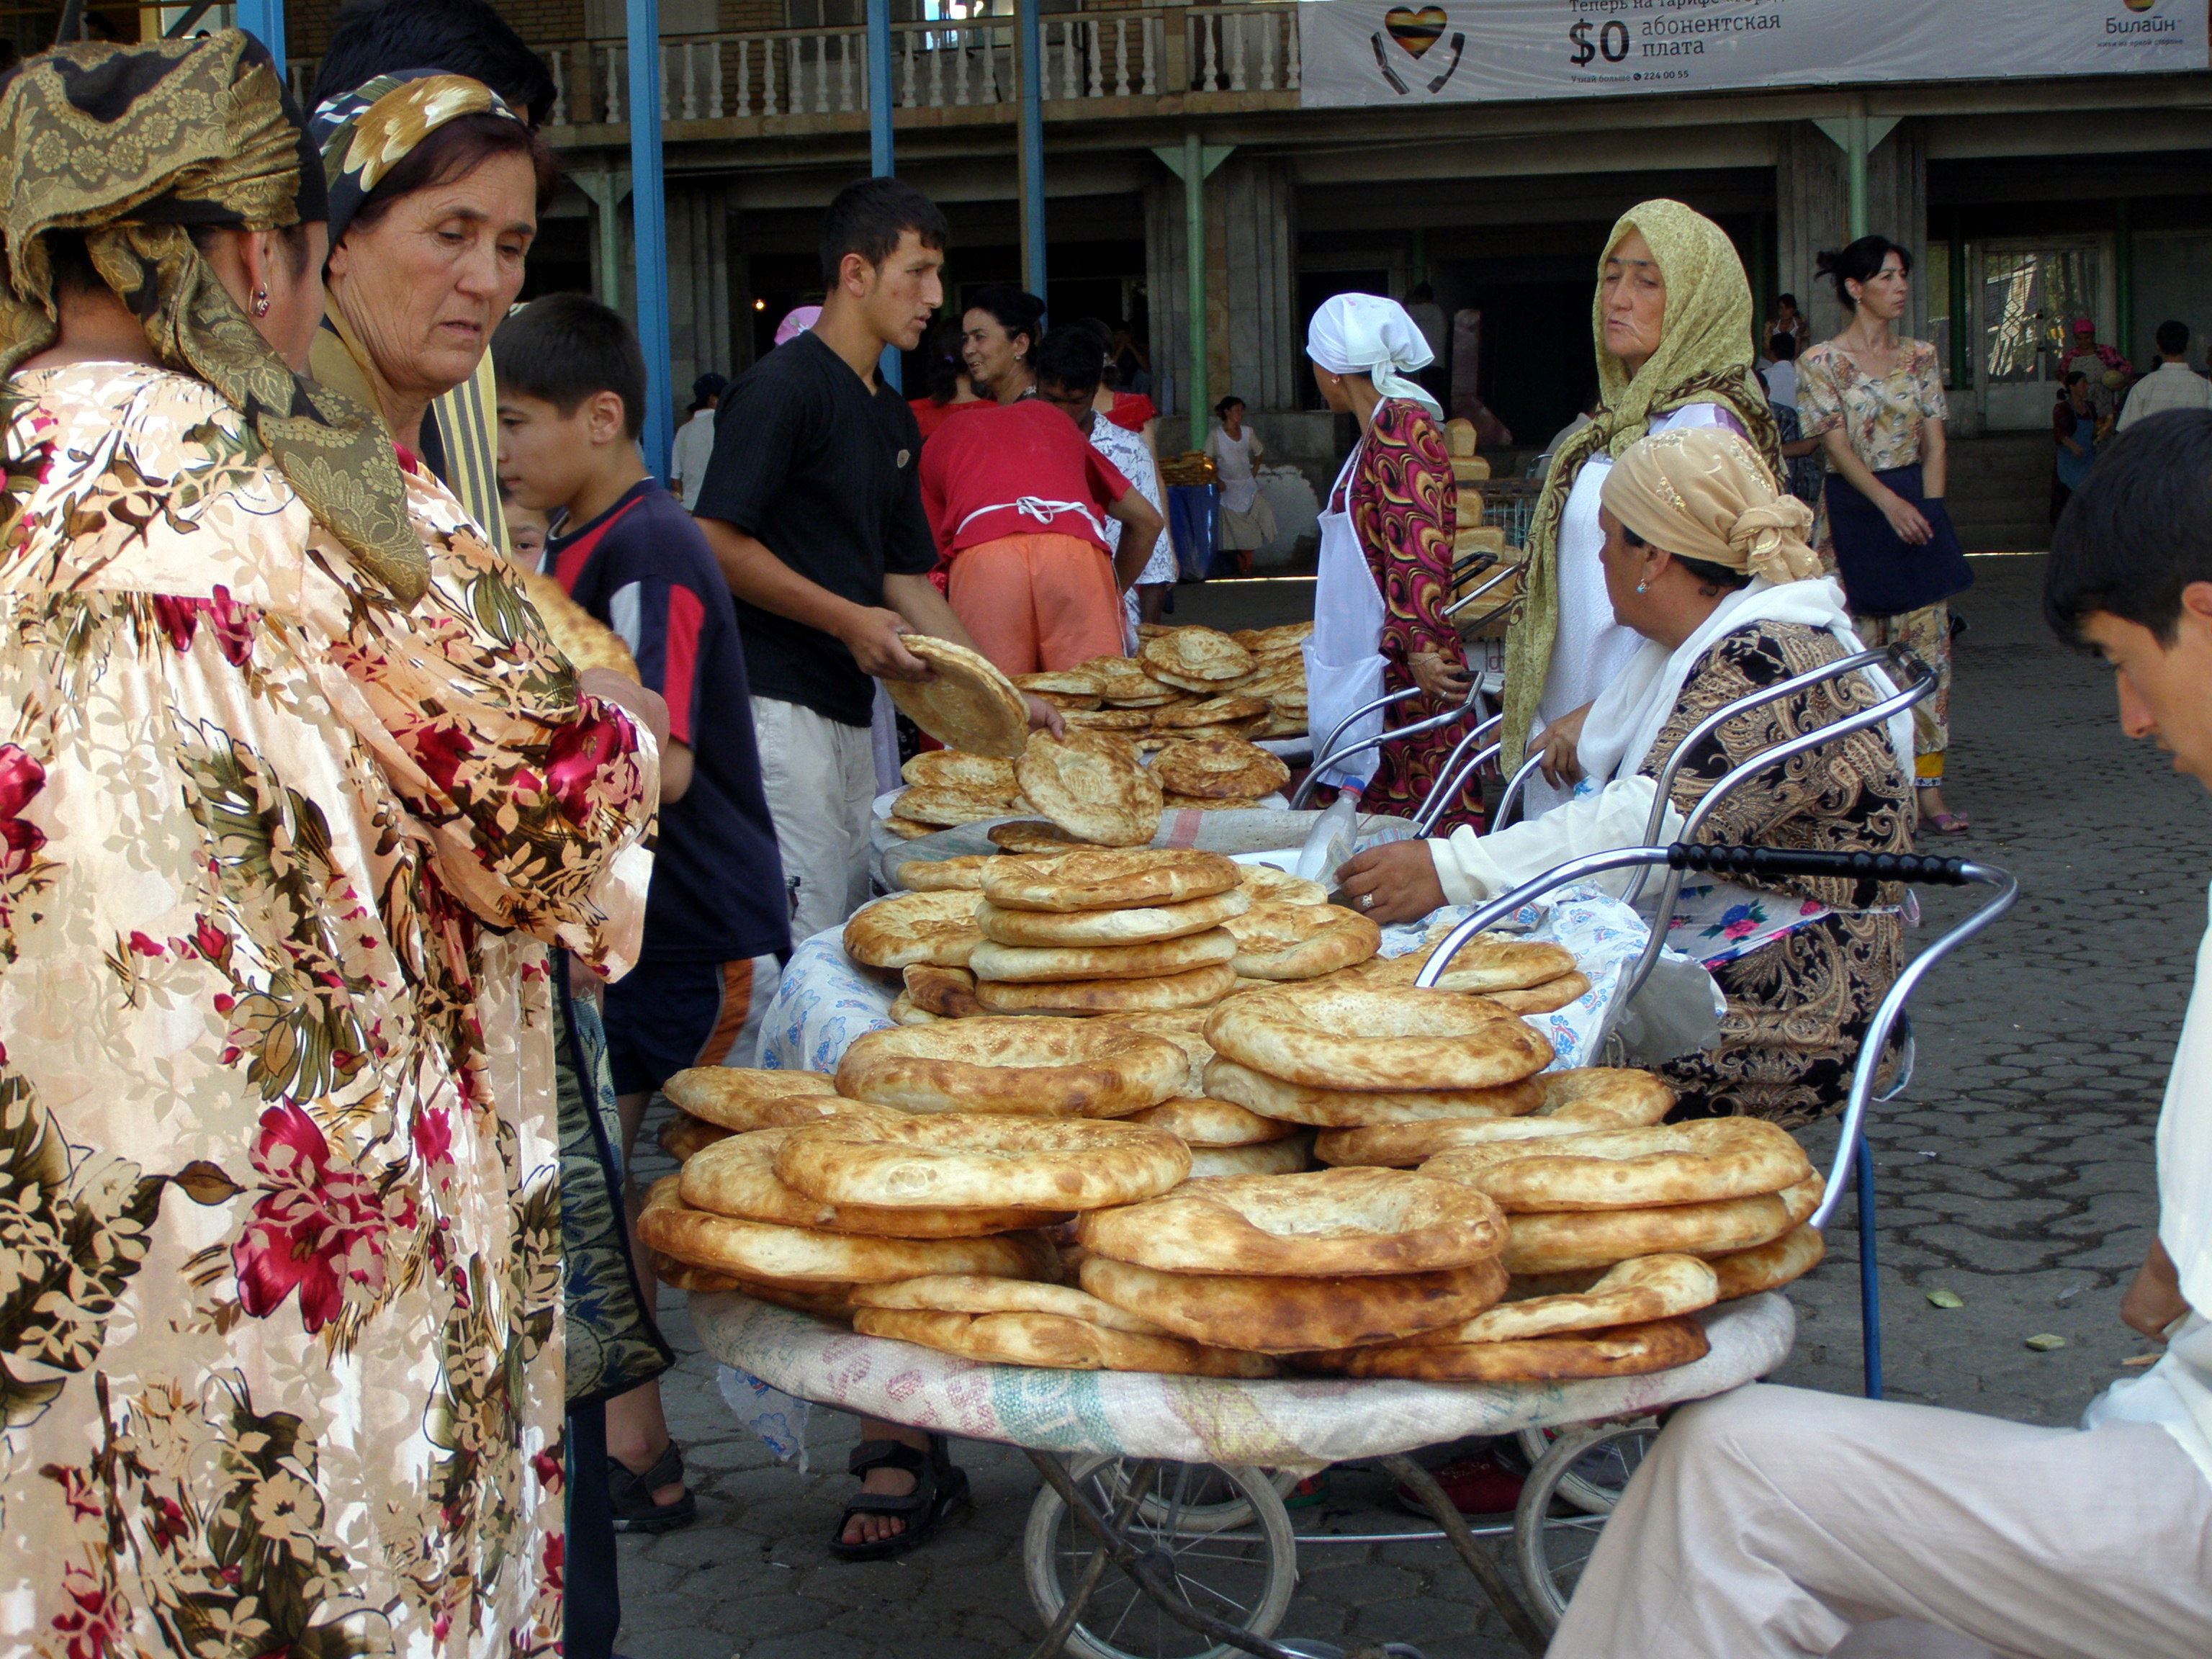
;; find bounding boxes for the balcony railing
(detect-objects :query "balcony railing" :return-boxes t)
[346,6,1301,131]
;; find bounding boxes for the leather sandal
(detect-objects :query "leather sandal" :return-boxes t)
[606,1440,697,1534]
[827,1434,970,1562]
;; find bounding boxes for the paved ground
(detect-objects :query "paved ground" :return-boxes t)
[616,555,2192,1658]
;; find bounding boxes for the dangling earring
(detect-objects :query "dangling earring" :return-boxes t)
[252,287,271,318]
[1635,580,1648,593]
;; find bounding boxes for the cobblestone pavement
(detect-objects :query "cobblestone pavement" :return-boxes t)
[616,557,2188,1658]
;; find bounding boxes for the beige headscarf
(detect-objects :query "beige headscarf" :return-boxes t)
[1600,428,1821,586]
[1501,199,1779,768]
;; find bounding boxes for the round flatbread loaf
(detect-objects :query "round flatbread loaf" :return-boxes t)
[645,1247,742,1295]
[658,1112,731,1161]
[902,751,1019,793]
[1478,1190,1803,1277]
[724,1277,857,1321]
[776,1113,1190,1211]
[1061,707,1151,731]
[1202,1056,1545,1128]
[1359,935,1578,994]
[1190,1136,1312,1178]
[837,1016,1187,1115]
[637,1176,1058,1285]
[1778,1172,1823,1228]
[1014,730,1163,848]
[973,961,1238,1016]
[889,993,936,1025]
[1709,1223,1825,1300]
[1321,1070,1678,1158]
[1079,1168,1506,1277]
[1481,972,1592,1015]
[896,853,999,892]
[899,963,985,1019]
[1015,668,1107,697]
[1408,1254,1719,1344]
[520,570,640,679]
[853,1306,1277,1377]
[1295,1315,1709,1382]
[969,927,1238,985]
[1420,1118,1814,1213]
[843,890,983,970]
[1206,982,1554,1091]
[884,634,1030,757]
[1154,693,1268,729]
[1234,621,1313,654]
[1224,902,1382,980]
[1238,866,1328,907]
[680,1129,1063,1236]
[891,784,1017,827]
[1152,735,1292,800]
[988,820,1104,854]
[1141,628,1253,688]
[976,885,1249,948]
[982,848,1241,913]
[662,1066,840,1132]
[1079,1251,1508,1354]
[849,1273,1172,1333]
[884,816,938,841]
[1033,691,1105,711]
[1105,1011,1214,1095]
[1122,1097,1299,1146]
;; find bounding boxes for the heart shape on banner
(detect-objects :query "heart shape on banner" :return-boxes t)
[1384,6,1448,57]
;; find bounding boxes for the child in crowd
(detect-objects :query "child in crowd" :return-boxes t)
[502,495,549,565]
[494,293,792,1535]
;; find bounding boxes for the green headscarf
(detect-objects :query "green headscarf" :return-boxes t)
[1501,199,1780,768]
[0,32,426,605]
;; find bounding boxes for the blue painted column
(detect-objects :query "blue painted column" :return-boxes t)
[233,0,286,67]
[867,0,901,390]
[1016,0,1046,311]
[628,0,673,482]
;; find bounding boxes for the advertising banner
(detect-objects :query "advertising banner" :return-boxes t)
[1298,0,2208,110]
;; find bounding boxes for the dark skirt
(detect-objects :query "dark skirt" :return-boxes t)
[1825,465,1972,619]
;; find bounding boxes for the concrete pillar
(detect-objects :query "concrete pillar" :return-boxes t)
[1144,153,1298,444]
[665,180,737,397]
[1776,119,1927,344]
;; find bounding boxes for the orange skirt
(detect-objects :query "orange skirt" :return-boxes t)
[945,531,1123,678]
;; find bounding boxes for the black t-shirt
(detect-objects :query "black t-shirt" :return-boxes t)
[692,331,938,727]
[545,480,792,966]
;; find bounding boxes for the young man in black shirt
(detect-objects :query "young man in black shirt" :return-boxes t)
[693,177,1056,941]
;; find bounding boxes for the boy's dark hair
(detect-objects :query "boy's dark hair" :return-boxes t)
[2157,318,2191,358]
[1033,323,1104,399]
[1815,236,1912,312]
[312,0,557,125]
[819,176,948,287]
[2047,409,2212,646]
[493,293,648,441]
[1767,332,1797,362]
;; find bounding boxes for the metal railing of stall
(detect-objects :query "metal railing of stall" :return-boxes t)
[1287,687,1491,812]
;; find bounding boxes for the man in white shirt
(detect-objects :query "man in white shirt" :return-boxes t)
[1547,411,2212,1659]
[668,372,725,510]
[2118,319,2212,433]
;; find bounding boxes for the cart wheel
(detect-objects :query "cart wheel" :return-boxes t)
[1513,1421,1647,1515]
[1511,1423,1660,1632]
[1024,1457,1298,1659]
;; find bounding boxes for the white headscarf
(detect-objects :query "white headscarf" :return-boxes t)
[1306,293,1442,419]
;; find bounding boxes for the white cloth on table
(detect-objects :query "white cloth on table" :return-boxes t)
[670,407,719,510]
[1524,400,1743,817]
[1547,1384,2212,1659]
[751,695,874,941]
[2118,361,2212,431]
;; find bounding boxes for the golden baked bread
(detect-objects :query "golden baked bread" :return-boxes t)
[884,634,1031,757]
[853,1305,1277,1376]
[776,1112,1191,1211]
[1078,1251,1508,1353]
[1106,1010,1215,1095]
[1295,1315,1709,1382]
[968,927,1239,985]
[901,750,1020,793]
[987,820,1105,854]
[1140,628,1254,689]
[884,816,939,841]
[1032,691,1105,711]
[971,961,1238,1016]
[891,784,1020,827]
[1015,667,1108,697]
[1411,1254,1719,1344]
[1060,706,1152,731]
[1224,902,1382,980]
[837,1015,1187,1115]
[658,1112,731,1161]
[1081,656,1180,704]
[721,1277,857,1321]
[850,1272,1171,1332]
[519,570,640,678]
[889,993,937,1025]
[1358,935,1578,993]
[1015,730,1164,848]
[1481,972,1592,1015]
[1779,1172,1823,1227]
[1231,621,1313,655]
[976,884,1249,948]
[1206,982,1554,1091]
[1238,865,1329,907]
[1151,734,1292,800]
[645,1247,742,1295]
[1708,1223,1826,1300]
[637,1175,1058,1285]
[1316,1069,1678,1159]
[1189,1136,1313,1178]
[1079,1167,1506,1277]
[679,1128,1064,1236]
[1202,1056,1544,1129]
[1154,693,1269,729]
[842,889,984,970]
[1480,1191,1802,1276]
[896,853,999,892]
[899,962,986,1019]
[1120,1097,1300,1146]
[1423,1118,1813,1213]
[981,848,1241,913]
[662,1066,839,1132]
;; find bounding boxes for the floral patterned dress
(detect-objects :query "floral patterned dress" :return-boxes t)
[1346,397,1478,829]
[1639,620,1912,1127]
[0,364,656,1655]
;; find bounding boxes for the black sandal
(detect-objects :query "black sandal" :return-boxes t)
[827,1434,970,1562]
[606,1441,698,1534]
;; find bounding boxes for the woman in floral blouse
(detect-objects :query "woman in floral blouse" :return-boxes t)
[0,36,659,1654]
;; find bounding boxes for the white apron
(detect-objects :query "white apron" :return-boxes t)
[1303,438,1390,790]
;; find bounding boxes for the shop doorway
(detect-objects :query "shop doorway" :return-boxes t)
[1971,238,2110,430]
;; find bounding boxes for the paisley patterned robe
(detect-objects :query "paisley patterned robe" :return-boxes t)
[0,363,656,1655]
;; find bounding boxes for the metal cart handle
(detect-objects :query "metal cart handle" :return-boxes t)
[1290,688,1490,810]
[1444,559,1521,620]
[1411,739,1503,836]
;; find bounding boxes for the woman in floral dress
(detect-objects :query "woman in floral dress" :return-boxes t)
[0,35,658,1654]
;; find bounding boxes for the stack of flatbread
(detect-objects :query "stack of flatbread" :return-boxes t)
[1226,623,1310,739]
[885,750,1029,840]
[961,849,1251,1017]
[1153,733,1292,809]
[1352,925,1596,1017]
[1019,632,1310,749]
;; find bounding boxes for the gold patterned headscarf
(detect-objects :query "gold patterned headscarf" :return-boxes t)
[0,32,426,605]
[1501,199,1780,767]
[1600,428,1821,586]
